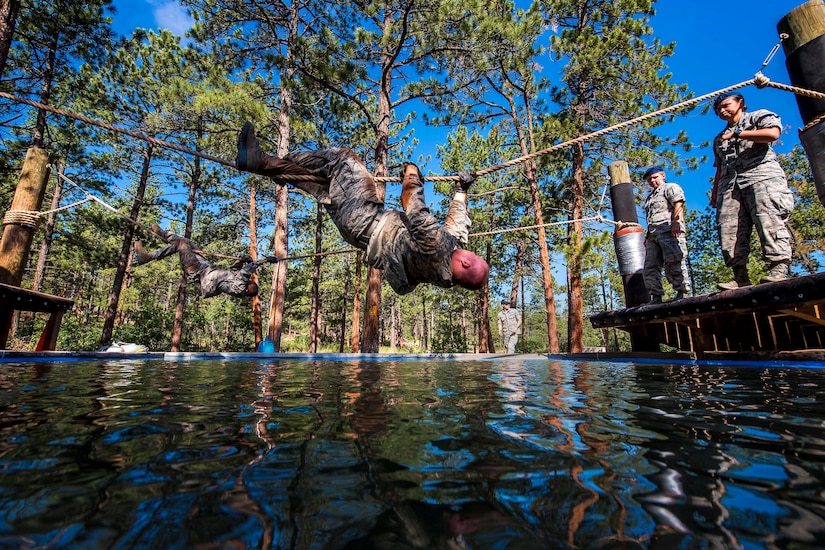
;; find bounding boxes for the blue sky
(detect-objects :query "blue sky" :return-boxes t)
[110,0,811,216]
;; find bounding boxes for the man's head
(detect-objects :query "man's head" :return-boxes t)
[245,280,259,297]
[713,92,745,120]
[501,299,510,309]
[643,166,665,188]
[451,249,489,290]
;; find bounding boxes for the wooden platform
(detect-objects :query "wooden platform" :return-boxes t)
[590,272,825,361]
[0,283,74,351]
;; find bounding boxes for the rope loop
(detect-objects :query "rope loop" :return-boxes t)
[2,209,40,229]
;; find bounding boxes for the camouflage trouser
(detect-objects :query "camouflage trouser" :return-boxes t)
[284,148,383,249]
[643,228,689,297]
[716,180,794,267]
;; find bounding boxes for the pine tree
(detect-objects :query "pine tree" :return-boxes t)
[542,0,696,351]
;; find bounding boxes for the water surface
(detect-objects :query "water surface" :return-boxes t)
[1,358,824,548]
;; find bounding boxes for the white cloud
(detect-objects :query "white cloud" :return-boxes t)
[150,1,194,37]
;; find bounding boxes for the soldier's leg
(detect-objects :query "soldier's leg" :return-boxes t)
[237,122,332,203]
[171,238,211,279]
[661,232,688,294]
[717,187,752,268]
[749,180,793,263]
[134,242,176,265]
[643,235,665,300]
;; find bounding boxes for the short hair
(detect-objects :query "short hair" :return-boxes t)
[245,281,259,297]
[451,249,489,290]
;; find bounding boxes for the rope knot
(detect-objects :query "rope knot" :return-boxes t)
[2,209,41,229]
[754,72,770,89]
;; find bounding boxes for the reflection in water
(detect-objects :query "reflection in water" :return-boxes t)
[1,359,825,548]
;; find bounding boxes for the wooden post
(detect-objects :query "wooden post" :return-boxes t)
[608,161,647,306]
[779,0,825,205]
[0,146,51,286]
[607,161,659,352]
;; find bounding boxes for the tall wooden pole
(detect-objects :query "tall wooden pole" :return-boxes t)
[0,147,51,286]
[779,0,825,205]
[607,160,658,352]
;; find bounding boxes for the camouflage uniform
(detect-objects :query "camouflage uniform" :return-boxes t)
[497,306,521,353]
[283,148,472,295]
[643,182,690,299]
[138,231,259,298]
[713,109,794,268]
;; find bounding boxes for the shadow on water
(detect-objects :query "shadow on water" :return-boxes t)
[1,358,825,548]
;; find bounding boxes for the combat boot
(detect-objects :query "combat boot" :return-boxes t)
[236,122,266,173]
[650,294,662,303]
[760,261,789,284]
[134,241,149,265]
[717,266,751,291]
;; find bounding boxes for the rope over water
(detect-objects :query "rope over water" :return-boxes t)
[5,73,825,245]
[3,74,823,187]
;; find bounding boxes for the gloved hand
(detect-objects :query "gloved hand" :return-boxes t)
[456,169,477,193]
[232,255,255,269]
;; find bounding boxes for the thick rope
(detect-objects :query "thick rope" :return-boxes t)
[53,171,243,261]
[269,247,359,263]
[466,79,757,182]
[756,74,825,101]
[0,79,759,186]
[802,111,825,133]
[2,209,40,228]
[0,91,236,169]
[470,215,617,238]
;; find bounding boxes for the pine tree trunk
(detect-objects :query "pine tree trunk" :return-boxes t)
[171,119,203,352]
[248,181,262,347]
[100,144,153,348]
[31,164,63,293]
[477,241,494,353]
[0,0,21,78]
[268,2,299,351]
[309,204,323,353]
[268,183,288,351]
[567,142,585,353]
[339,260,349,353]
[351,251,362,352]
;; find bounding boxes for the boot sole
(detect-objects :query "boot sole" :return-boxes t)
[237,122,252,171]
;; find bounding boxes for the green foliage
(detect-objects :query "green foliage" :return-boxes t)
[9,0,813,356]
[783,145,825,274]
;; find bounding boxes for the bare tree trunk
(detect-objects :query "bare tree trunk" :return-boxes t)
[510,241,525,303]
[32,164,63,293]
[268,185,288,350]
[351,251,362,352]
[0,0,21,78]
[361,11,398,353]
[508,98,559,352]
[477,241,494,353]
[422,295,428,351]
[31,24,57,148]
[567,141,585,353]
[172,119,204,352]
[520,272,526,353]
[309,204,322,353]
[339,258,349,353]
[248,181,262,347]
[268,0,299,351]
[100,144,153,347]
